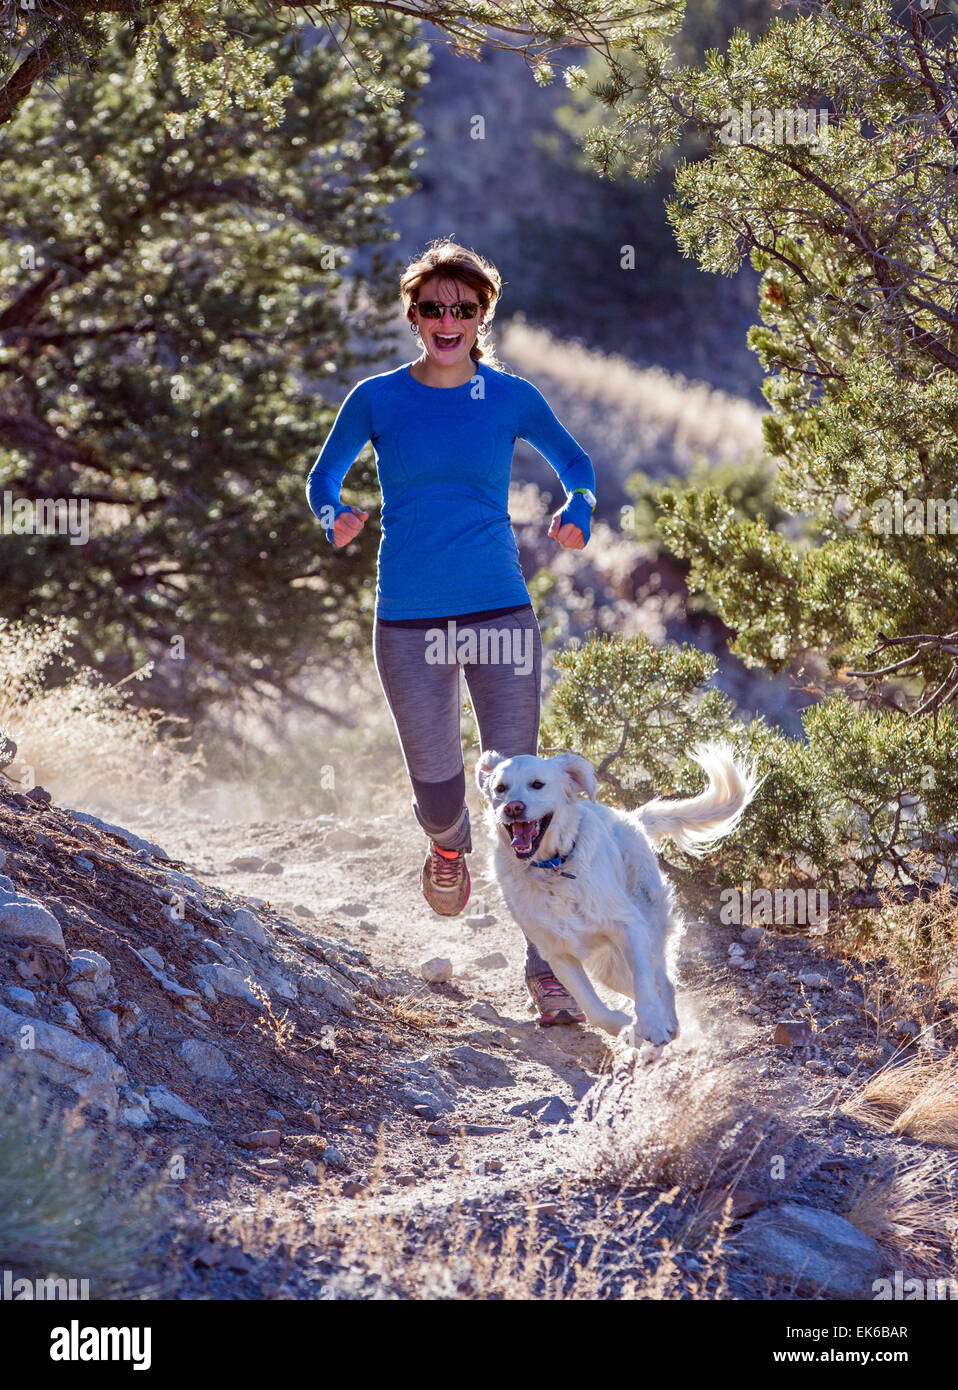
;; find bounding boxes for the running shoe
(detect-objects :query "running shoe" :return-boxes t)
[420,843,471,917]
[526,974,586,1026]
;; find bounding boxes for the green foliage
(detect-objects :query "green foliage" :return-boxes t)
[541,632,958,894]
[0,0,685,131]
[0,1064,173,1295]
[132,0,297,136]
[576,0,958,709]
[718,699,958,895]
[625,453,786,550]
[540,629,737,802]
[622,452,789,617]
[540,0,958,895]
[655,486,806,667]
[0,14,427,715]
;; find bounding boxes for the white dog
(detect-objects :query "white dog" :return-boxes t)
[476,742,761,1051]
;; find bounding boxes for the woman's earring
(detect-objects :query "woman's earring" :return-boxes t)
[410,320,420,336]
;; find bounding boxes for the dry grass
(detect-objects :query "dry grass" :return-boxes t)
[0,615,203,811]
[0,1061,174,1295]
[213,1137,716,1300]
[840,853,958,1041]
[248,978,297,1051]
[843,1051,958,1148]
[381,984,459,1035]
[500,317,768,492]
[564,1056,803,1197]
[846,1153,958,1281]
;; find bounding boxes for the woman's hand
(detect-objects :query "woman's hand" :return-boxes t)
[332,506,370,547]
[548,512,586,550]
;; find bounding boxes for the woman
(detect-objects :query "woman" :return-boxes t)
[305,239,598,1026]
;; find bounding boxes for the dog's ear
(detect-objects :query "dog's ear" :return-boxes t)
[475,749,505,797]
[552,750,598,801]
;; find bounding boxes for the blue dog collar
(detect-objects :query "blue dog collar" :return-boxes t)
[531,840,576,878]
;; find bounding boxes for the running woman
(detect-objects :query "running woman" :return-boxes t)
[305,240,598,1026]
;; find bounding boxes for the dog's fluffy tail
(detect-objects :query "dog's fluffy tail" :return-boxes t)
[635,741,763,857]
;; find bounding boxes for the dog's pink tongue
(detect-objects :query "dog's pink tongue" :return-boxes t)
[509,820,538,851]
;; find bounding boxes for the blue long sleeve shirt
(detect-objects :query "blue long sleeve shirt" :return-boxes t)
[305,359,597,620]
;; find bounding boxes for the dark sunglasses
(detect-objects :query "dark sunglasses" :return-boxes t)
[414,299,481,321]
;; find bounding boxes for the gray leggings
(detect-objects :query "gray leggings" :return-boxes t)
[373,604,553,979]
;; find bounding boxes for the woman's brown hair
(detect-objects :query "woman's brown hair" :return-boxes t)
[400,238,505,369]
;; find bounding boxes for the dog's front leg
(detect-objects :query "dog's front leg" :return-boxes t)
[618,917,677,1049]
[546,952,632,1037]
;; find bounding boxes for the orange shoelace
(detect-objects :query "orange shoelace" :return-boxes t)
[431,845,463,886]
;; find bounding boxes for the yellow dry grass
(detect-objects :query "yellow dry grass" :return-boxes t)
[0,615,202,809]
[846,1153,958,1281]
[844,1051,958,1148]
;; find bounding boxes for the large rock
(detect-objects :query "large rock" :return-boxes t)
[180,1038,235,1082]
[194,963,263,1006]
[118,1087,153,1128]
[0,888,65,949]
[0,1003,126,1117]
[67,948,112,987]
[229,907,270,946]
[420,957,452,985]
[226,945,297,1002]
[733,1203,885,1299]
[66,948,113,1002]
[508,1095,572,1124]
[144,1085,210,1126]
[65,810,169,860]
[300,966,355,1011]
[444,1044,515,1087]
[325,828,367,851]
[88,1009,121,1046]
[474,952,509,970]
[4,985,36,1011]
[400,1056,458,1114]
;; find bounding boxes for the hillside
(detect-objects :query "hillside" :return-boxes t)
[2,772,956,1298]
[385,26,768,400]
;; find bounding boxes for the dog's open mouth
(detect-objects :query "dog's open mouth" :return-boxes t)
[504,812,552,859]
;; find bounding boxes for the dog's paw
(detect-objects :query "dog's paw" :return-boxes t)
[615,1027,664,1067]
[618,1015,676,1051]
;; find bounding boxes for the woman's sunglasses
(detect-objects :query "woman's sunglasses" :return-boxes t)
[414,300,481,321]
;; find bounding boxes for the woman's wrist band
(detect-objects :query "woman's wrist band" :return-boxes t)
[568,487,597,510]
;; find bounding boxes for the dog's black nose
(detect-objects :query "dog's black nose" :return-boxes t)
[504,800,526,819]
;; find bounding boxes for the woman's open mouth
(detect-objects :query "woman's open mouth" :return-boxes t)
[503,812,552,859]
[433,332,463,353]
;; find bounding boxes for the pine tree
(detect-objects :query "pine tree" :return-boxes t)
[0,0,678,131]
[542,1,958,896]
[0,14,427,717]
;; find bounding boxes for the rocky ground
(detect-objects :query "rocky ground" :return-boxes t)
[1,771,955,1301]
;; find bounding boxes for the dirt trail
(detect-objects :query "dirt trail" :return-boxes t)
[112,777,935,1299]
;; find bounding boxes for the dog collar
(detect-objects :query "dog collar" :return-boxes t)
[530,840,576,878]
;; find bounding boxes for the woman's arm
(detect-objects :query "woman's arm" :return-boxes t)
[305,380,373,543]
[512,377,597,543]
